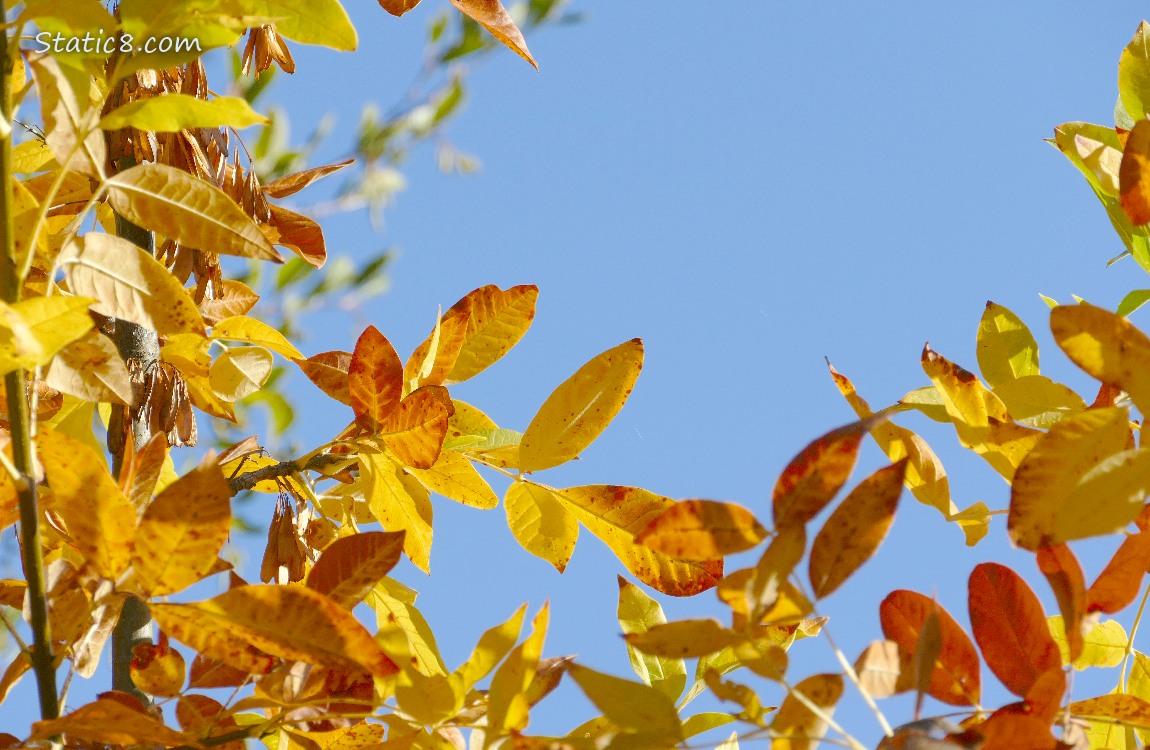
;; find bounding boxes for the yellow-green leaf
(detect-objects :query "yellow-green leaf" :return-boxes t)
[488,604,549,736]
[520,339,643,472]
[505,481,578,573]
[451,604,526,695]
[566,663,682,740]
[1048,615,1127,671]
[0,296,94,375]
[625,619,741,659]
[212,315,303,360]
[991,374,1086,428]
[153,585,398,677]
[1120,22,1150,123]
[100,94,267,131]
[209,346,274,401]
[617,576,687,702]
[635,499,767,561]
[808,459,905,599]
[368,578,447,677]
[131,456,232,596]
[258,0,357,50]
[362,452,434,572]
[37,427,134,578]
[977,301,1039,388]
[446,284,538,383]
[557,485,723,597]
[409,448,498,509]
[60,233,205,336]
[105,163,280,262]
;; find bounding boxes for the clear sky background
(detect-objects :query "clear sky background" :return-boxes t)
[7,2,1150,745]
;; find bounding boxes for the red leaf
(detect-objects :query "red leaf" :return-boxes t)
[879,590,981,706]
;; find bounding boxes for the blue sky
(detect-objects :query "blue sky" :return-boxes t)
[6,2,1150,745]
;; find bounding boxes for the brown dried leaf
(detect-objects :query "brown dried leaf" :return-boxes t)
[262,158,354,198]
[448,0,537,69]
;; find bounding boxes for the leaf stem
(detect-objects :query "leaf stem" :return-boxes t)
[1118,578,1150,693]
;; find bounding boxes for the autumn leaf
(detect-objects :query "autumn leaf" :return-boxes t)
[296,350,352,405]
[968,563,1060,697]
[556,484,723,596]
[29,697,189,745]
[1036,544,1086,662]
[99,94,267,131]
[769,673,844,750]
[59,233,206,335]
[617,576,687,702]
[27,53,104,178]
[635,499,768,561]
[130,637,186,698]
[378,0,422,17]
[264,203,327,267]
[445,284,538,383]
[1119,21,1150,121]
[448,0,537,69]
[450,605,526,696]
[977,301,1040,387]
[880,590,980,706]
[505,481,578,573]
[45,329,133,405]
[1122,118,1150,225]
[362,451,434,572]
[130,455,232,596]
[408,447,498,508]
[773,414,888,530]
[152,585,398,677]
[262,158,354,198]
[1086,526,1150,614]
[808,458,905,599]
[306,530,405,609]
[212,315,303,360]
[625,619,741,659]
[1051,303,1150,417]
[519,339,643,472]
[405,308,472,391]
[567,664,682,741]
[209,346,274,401]
[349,325,404,431]
[105,163,280,262]
[487,604,549,736]
[854,641,905,699]
[379,386,453,469]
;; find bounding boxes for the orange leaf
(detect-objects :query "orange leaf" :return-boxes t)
[405,309,472,391]
[264,203,326,268]
[377,0,422,16]
[349,326,403,431]
[974,709,1057,750]
[968,563,1060,697]
[1121,118,1150,225]
[306,530,405,609]
[634,499,767,561]
[200,279,259,327]
[296,350,352,405]
[808,458,906,599]
[1024,668,1066,725]
[152,585,398,678]
[1035,545,1085,662]
[1086,528,1150,614]
[380,385,452,469]
[262,158,354,198]
[879,590,981,706]
[176,694,242,750]
[448,0,537,69]
[29,696,190,745]
[772,414,887,530]
[445,284,537,383]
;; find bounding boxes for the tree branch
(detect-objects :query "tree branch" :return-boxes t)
[228,452,349,495]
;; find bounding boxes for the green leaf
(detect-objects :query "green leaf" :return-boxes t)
[100,94,268,131]
[1119,290,1150,317]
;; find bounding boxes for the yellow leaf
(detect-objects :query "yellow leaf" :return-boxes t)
[161,332,212,379]
[209,346,274,401]
[1120,21,1150,121]
[45,329,133,405]
[1074,134,1122,197]
[1048,615,1127,670]
[306,530,405,609]
[368,579,447,677]
[976,301,1039,387]
[808,459,905,598]
[409,448,498,509]
[60,233,205,335]
[504,481,578,573]
[448,0,537,69]
[1123,118,1150,226]
[520,339,643,472]
[26,53,104,178]
[212,315,303,360]
[362,452,434,572]
[769,673,844,750]
[37,427,134,578]
[105,163,280,262]
[617,576,687,702]
[100,93,268,131]
[922,345,1041,480]
[829,364,955,516]
[557,485,723,597]
[12,139,55,174]
[199,279,260,325]
[450,604,526,695]
[566,663,682,740]
[1008,407,1135,550]
[130,455,232,596]
[1051,303,1150,418]
[625,619,741,659]
[951,501,991,547]
[445,284,538,383]
[991,374,1086,428]
[29,696,189,745]
[256,0,357,51]
[488,604,549,736]
[1130,651,1150,703]
[130,639,186,698]
[153,585,399,677]
[853,641,903,699]
[635,499,767,561]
